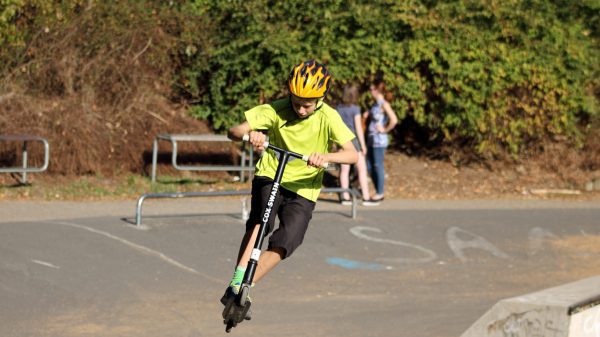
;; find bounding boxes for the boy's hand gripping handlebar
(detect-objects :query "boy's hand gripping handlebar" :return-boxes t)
[242,134,329,169]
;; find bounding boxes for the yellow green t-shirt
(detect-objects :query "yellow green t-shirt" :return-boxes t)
[245,98,355,201]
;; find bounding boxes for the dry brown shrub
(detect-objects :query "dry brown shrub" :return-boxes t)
[580,128,600,173]
[0,4,217,176]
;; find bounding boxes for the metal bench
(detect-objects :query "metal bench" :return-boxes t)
[142,134,356,225]
[0,135,49,184]
[151,134,255,183]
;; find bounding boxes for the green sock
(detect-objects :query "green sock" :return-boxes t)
[229,266,246,288]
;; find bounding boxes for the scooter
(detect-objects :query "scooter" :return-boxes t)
[222,134,327,333]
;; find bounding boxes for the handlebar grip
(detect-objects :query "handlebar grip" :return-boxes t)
[302,155,329,169]
[242,134,269,149]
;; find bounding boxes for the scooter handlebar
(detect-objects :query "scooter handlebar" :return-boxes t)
[242,134,328,169]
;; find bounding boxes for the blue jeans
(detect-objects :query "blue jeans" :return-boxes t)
[366,146,386,195]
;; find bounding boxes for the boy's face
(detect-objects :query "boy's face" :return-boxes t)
[291,95,318,119]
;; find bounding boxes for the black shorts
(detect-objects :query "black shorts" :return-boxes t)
[246,176,316,259]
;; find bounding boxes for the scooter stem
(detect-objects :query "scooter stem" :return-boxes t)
[241,150,290,288]
[239,134,327,288]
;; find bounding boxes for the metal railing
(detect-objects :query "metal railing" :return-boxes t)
[134,187,358,226]
[0,135,49,184]
[151,134,254,183]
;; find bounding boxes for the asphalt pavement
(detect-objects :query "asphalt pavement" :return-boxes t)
[1,198,599,337]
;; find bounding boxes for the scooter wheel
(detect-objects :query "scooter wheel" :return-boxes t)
[225,320,234,333]
[239,285,250,306]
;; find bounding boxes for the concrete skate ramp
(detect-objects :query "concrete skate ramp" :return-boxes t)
[461,275,600,337]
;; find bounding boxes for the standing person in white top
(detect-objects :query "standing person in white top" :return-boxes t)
[362,78,397,206]
[336,85,372,205]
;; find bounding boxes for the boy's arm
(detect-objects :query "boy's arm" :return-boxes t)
[327,141,358,164]
[227,121,252,141]
[228,121,268,151]
[306,141,358,168]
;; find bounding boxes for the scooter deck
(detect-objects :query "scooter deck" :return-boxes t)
[222,296,251,333]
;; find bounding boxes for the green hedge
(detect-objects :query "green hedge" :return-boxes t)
[183,0,598,157]
[2,0,598,157]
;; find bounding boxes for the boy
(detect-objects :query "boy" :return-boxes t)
[223,60,358,313]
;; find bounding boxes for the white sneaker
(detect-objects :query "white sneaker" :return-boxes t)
[341,199,353,206]
[362,199,381,206]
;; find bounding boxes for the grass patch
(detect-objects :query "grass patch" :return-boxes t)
[0,173,251,201]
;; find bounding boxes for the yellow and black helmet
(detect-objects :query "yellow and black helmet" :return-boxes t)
[287,60,332,99]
